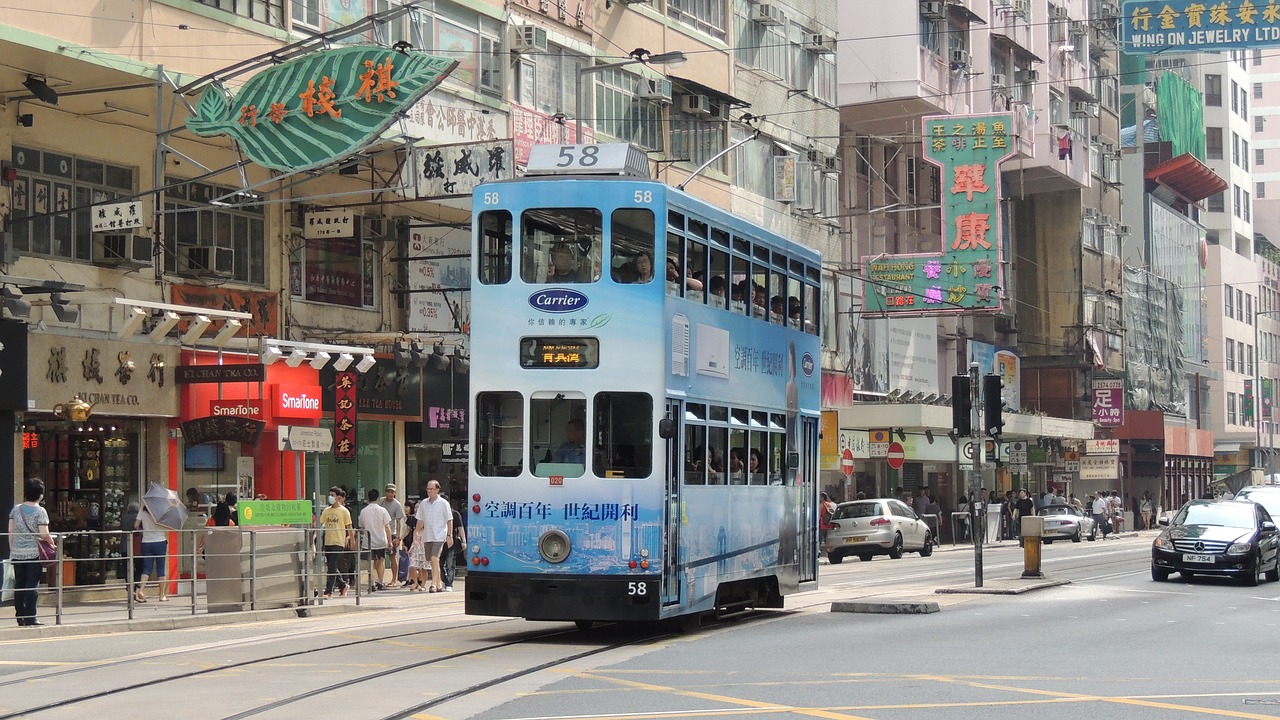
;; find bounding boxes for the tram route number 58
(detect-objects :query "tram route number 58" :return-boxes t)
[627,581,649,596]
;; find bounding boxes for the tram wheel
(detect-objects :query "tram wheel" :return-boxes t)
[575,620,593,631]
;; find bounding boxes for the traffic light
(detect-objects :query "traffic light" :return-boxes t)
[952,375,972,436]
[983,374,1004,438]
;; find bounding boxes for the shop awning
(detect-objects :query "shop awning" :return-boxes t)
[1146,153,1228,204]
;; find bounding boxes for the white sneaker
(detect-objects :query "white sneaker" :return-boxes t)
[444,586,453,592]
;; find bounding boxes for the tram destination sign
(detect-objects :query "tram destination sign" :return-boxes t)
[1121,0,1280,54]
[863,113,1015,315]
[519,337,600,369]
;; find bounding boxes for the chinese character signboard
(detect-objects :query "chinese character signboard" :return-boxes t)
[303,208,354,240]
[171,284,279,338]
[863,113,1014,314]
[1092,378,1124,427]
[334,371,357,464]
[403,139,514,199]
[92,201,146,232]
[407,226,471,334]
[512,104,594,166]
[1265,378,1274,420]
[186,48,458,173]
[1245,379,1255,422]
[1122,0,1280,54]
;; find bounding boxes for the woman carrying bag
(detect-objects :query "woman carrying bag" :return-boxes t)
[8,478,54,627]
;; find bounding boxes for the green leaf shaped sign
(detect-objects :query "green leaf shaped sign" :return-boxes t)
[187,47,458,173]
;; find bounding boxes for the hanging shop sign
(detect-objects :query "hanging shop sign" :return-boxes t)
[171,284,280,338]
[863,113,1015,314]
[334,370,357,464]
[91,200,147,232]
[239,499,312,526]
[407,225,471,334]
[403,139,514,199]
[303,207,355,240]
[181,415,266,447]
[1121,0,1280,54]
[272,384,324,420]
[185,47,458,173]
[28,334,179,416]
[320,359,422,419]
[1092,378,1124,427]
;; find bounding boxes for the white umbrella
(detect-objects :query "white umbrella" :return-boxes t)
[142,482,190,530]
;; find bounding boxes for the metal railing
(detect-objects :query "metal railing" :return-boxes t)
[2,527,414,627]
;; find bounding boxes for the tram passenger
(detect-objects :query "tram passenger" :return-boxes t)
[748,448,765,484]
[708,452,726,485]
[666,256,704,292]
[552,418,587,464]
[547,242,588,283]
[730,280,750,312]
[708,276,727,306]
[770,296,786,323]
[728,449,747,484]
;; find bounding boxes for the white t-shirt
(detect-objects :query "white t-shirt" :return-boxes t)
[1092,497,1108,515]
[416,496,453,543]
[359,503,392,549]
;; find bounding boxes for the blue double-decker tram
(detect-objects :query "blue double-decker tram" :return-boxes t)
[463,144,822,626]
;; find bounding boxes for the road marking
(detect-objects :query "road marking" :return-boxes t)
[577,672,879,720]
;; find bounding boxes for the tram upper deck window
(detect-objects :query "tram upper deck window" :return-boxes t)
[478,211,513,285]
[521,208,602,284]
[475,391,523,477]
[530,394,587,478]
[610,208,656,284]
[593,392,653,479]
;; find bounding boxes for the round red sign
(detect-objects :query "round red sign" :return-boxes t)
[886,442,905,470]
[841,448,855,477]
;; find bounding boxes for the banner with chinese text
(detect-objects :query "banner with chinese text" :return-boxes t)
[1092,378,1124,427]
[863,113,1014,314]
[1122,1,1280,54]
[335,371,357,463]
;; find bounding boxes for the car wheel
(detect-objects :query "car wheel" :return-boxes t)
[919,533,933,557]
[1151,565,1171,582]
[1243,554,1263,587]
[888,533,904,559]
[1268,557,1280,583]
[1072,529,1082,543]
[858,554,873,562]
[828,553,843,565]
[1088,527,1096,541]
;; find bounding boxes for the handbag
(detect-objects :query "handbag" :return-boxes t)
[19,507,56,572]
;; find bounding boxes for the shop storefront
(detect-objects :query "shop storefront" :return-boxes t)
[21,332,178,585]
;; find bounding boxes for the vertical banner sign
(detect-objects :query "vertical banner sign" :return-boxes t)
[863,114,1016,314]
[334,371,358,464]
[1244,379,1255,423]
[1092,378,1124,427]
[1264,378,1274,421]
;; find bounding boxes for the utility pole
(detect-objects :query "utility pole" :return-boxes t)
[970,361,983,587]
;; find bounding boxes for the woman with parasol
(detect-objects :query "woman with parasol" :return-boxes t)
[136,483,189,603]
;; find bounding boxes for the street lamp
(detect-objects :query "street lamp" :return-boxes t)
[576,48,687,141]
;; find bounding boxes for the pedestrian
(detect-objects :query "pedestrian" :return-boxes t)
[956,494,970,542]
[1141,492,1154,531]
[225,492,239,526]
[1002,491,1015,540]
[359,489,393,592]
[437,494,466,592]
[1092,491,1110,539]
[120,501,143,594]
[134,502,169,602]
[197,499,236,557]
[819,492,837,550]
[404,499,427,591]
[1068,493,1084,512]
[9,478,52,626]
[379,484,405,588]
[1110,490,1125,533]
[1042,486,1056,507]
[1013,488,1036,546]
[318,487,354,598]
[414,480,453,593]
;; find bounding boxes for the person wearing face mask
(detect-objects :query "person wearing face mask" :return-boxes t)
[318,487,354,598]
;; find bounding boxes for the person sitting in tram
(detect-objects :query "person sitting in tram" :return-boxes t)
[728,449,747,484]
[547,242,589,283]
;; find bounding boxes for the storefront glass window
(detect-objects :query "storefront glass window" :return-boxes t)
[311,420,395,516]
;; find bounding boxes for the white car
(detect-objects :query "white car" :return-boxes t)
[1038,503,1096,543]
[824,499,934,563]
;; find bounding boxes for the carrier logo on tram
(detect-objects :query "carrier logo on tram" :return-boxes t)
[529,288,589,313]
[801,353,815,378]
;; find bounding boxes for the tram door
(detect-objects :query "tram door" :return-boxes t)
[798,416,819,584]
[662,399,682,606]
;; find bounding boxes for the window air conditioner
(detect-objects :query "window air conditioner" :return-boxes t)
[753,3,785,26]
[511,25,549,54]
[920,1,946,19]
[1012,0,1029,15]
[991,73,1008,88]
[636,77,672,104]
[184,246,235,277]
[1070,100,1091,116]
[806,33,836,54]
[93,234,152,268]
[1017,69,1039,83]
[679,94,714,117]
[1083,207,1099,220]
[951,49,970,67]
[1053,6,1069,19]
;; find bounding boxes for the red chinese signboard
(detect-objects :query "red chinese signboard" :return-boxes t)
[334,371,358,463]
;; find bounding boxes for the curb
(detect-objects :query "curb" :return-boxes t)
[831,600,940,614]
[934,578,1071,595]
[0,603,366,639]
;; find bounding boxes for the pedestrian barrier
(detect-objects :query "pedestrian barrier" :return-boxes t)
[0,527,418,627]
[950,512,970,546]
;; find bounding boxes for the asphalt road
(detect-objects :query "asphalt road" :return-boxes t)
[4,534,1279,720]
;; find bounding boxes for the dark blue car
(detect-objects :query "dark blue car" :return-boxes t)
[1152,499,1280,586]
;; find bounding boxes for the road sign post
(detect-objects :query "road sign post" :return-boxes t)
[970,361,983,587]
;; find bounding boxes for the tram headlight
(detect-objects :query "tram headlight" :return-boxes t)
[538,529,571,564]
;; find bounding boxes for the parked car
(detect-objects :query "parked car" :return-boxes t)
[1233,485,1280,521]
[1039,503,1096,543]
[825,499,934,564]
[1151,499,1280,585]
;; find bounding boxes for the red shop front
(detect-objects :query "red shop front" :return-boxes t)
[174,350,325,506]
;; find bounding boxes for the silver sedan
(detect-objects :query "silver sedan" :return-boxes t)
[1039,503,1096,543]
[824,499,934,563]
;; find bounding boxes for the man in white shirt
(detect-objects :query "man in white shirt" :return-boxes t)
[359,489,393,592]
[1091,492,1110,540]
[415,480,454,593]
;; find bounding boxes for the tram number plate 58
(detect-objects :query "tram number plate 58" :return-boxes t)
[627,582,649,596]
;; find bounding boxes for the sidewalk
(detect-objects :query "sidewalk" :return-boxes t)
[0,579,462,639]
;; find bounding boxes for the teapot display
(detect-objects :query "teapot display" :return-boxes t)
[53,397,96,422]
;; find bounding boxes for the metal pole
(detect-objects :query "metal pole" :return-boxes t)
[249,529,257,611]
[190,529,198,615]
[126,529,135,620]
[970,360,983,587]
[54,534,64,625]
[1257,309,1264,472]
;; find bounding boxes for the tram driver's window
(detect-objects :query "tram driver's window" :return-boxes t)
[593,392,653,479]
[521,208,602,284]
[478,211,513,285]
[610,208,656,284]
[530,394,587,478]
[475,392,523,477]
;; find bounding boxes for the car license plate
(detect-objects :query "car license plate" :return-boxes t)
[1182,554,1214,564]
[844,536,867,544]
